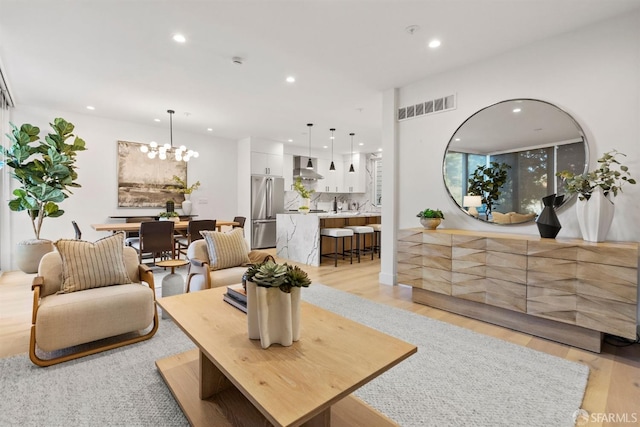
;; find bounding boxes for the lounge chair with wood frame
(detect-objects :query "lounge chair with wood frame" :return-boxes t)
[30,246,159,367]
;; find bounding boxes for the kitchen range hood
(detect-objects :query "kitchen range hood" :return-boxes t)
[293,156,324,180]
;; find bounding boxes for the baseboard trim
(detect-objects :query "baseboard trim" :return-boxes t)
[412,287,602,353]
[378,271,395,286]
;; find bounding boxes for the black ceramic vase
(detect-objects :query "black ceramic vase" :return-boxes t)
[536,194,564,238]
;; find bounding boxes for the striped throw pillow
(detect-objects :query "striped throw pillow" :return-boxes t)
[55,232,132,293]
[201,228,250,270]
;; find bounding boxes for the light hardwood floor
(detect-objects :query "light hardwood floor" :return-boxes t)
[1,251,638,427]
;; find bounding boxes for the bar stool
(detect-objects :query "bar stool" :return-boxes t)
[344,225,374,263]
[370,223,381,258]
[320,228,354,267]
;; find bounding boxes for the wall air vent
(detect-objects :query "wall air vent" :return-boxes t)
[397,93,456,122]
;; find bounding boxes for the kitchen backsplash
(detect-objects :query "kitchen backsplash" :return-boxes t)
[284,156,381,213]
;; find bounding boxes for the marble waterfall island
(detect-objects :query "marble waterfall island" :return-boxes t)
[276,213,321,266]
[276,212,381,266]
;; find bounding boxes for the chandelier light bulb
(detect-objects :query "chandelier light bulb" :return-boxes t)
[193,152,199,158]
[180,145,187,151]
[140,145,149,153]
[149,141,158,148]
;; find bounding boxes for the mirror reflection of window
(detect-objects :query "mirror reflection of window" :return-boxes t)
[443,99,588,225]
[373,156,382,206]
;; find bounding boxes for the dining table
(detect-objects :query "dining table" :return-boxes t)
[91,220,238,233]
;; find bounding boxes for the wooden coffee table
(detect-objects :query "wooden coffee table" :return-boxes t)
[156,287,417,427]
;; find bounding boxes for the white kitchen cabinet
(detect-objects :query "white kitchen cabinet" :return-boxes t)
[251,152,283,176]
[317,158,343,192]
[283,154,294,191]
[343,153,366,193]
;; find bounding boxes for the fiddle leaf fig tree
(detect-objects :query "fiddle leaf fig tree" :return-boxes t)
[1,118,87,239]
[468,161,511,217]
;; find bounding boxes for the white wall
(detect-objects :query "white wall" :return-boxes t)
[392,11,640,244]
[380,11,640,285]
[1,105,238,270]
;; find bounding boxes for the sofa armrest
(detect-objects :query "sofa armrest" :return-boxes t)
[247,250,275,265]
[138,264,156,294]
[31,276,44,324]
[187,257,211,291]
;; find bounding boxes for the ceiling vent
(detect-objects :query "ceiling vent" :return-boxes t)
[398,94,456,122]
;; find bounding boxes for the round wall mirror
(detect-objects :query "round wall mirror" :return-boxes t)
[443,99,589,225]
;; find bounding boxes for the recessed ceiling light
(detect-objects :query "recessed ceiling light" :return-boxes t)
[286,76,295,83]
[323,145,328,149]
[513,108,522,113]
[86,106,95,110]
[207,128,213,132]
[287,139,293,142]
[173,34,186,43]
[359,142,364,146]
[154,118,161,122]
[428,39,441,48]
[378,148,383,152]
[455,138,461,141]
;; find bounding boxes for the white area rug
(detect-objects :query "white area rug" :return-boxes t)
[0,284,588,426]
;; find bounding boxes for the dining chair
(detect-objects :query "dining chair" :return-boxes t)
[71,221,82,240]
[233,216,246,234]
[128,221,176,264]
[125,217,154,238]
[175,219,217,258]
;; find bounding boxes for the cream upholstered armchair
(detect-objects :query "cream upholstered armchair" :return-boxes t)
[186,228,273,292]
[30,234,158,367]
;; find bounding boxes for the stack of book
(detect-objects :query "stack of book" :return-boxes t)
[223,284,247,313]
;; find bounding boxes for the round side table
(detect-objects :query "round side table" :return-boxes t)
[156,259,189,319]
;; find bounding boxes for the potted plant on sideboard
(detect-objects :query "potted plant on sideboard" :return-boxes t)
[0,118,86,273]
[557,149,635,242]
[416,208,445,230]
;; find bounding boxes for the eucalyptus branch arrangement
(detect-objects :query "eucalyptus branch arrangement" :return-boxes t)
[171,175,201,194]
[556,149,636,201]
[292,177,314,199]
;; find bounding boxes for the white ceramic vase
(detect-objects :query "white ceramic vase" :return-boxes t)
[246,281,301,349]
[182,194,192,215]
[575,186,615,242]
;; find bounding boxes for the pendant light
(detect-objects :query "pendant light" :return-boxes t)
[139,109,199,162]
[348,132,355,173]
[306,123,314,169]
[329,128,336,171]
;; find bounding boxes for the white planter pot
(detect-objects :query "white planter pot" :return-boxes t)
[246,281,301,349]
[575,186,615,242]
[15,239,54,273]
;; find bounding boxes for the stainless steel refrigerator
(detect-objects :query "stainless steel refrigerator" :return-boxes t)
[251,176,284,249]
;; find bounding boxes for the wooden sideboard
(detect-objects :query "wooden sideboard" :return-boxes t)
[397,228,639,352]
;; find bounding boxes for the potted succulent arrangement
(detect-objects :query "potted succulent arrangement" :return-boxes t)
[0,118,87,273]
[416,208,445,230]
[170,175,200,215]
[158,211,180,221]
[293,177,314,214]
[556,149,635,242]
[243,260,311,348]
